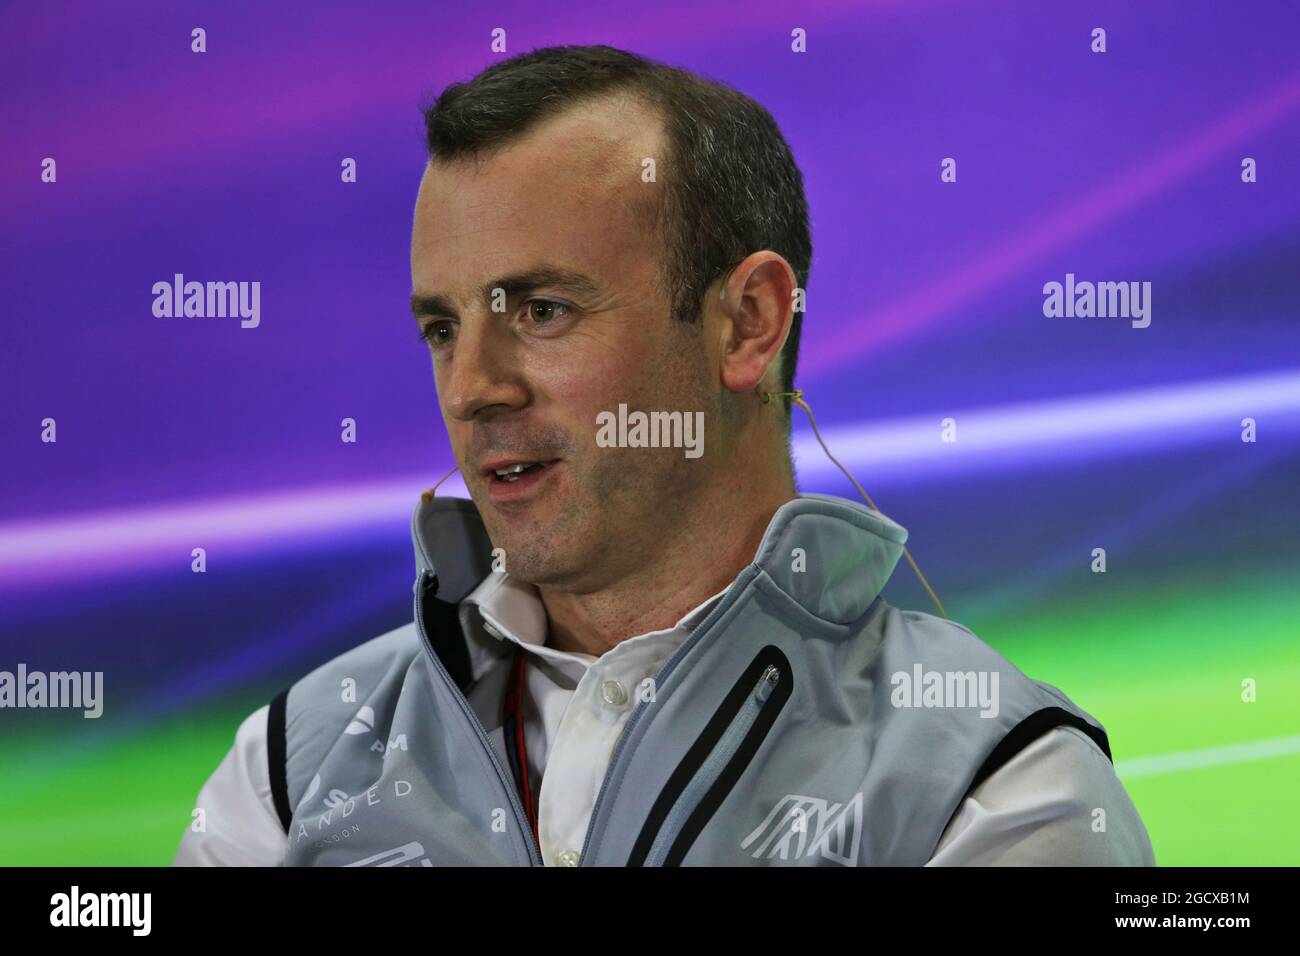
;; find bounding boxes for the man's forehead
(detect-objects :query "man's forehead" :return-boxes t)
[412,97,663,292]
[416,95,660,224]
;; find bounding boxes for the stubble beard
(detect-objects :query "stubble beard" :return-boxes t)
[481,445,695,593]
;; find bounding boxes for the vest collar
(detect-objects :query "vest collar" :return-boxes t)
[411,491,908,625]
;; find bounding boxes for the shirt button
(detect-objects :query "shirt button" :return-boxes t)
[555,849,581,867]
[600,680,628,707]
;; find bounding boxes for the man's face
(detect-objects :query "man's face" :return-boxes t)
[411,95,719,591]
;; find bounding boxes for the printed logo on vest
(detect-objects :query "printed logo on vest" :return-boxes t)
[291,779,417,851]
[741,792,863,866]
[343,704,410,753]
[344,841,434,867]
[345,705,376,734]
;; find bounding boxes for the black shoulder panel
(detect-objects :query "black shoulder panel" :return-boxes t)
[967,705,1112,794]
[267,687,293,833]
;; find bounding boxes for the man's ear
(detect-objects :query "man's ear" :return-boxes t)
[715,252,796,397]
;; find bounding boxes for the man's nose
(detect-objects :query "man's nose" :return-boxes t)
[440,318,529,421]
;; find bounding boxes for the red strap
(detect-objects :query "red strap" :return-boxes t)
[504,645,540,843]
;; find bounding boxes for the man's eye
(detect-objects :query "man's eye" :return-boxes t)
[524,299,570,324]
[418,321,455,349]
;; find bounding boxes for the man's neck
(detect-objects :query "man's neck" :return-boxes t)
[538,482,797,658]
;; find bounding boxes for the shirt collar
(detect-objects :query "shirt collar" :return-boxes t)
[458,571,726,685]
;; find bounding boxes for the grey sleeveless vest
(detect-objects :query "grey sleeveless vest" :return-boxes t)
[269,493,1113,866]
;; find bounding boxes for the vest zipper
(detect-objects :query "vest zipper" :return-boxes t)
[576,562,763,865]
[413,568,542,866]
[628,644,792,866]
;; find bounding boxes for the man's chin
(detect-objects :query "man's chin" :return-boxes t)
[477,511,562,579]
[489,540,576,587]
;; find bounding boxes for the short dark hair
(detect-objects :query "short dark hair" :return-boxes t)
[422,44,812,413]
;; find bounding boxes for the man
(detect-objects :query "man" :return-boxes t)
[175,45,1154,866]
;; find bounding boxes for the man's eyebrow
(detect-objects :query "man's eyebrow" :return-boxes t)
[410,267,603,319]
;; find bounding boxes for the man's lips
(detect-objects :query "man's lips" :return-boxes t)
[479,458,561,478]
[481,459,562,502]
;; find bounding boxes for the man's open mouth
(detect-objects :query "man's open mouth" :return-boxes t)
[485,460,559,483]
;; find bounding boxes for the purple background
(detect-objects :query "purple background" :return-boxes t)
[3,0,1298,716]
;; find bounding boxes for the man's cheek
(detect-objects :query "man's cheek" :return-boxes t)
[449,435,475,478]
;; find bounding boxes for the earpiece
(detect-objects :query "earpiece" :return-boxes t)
[759,385,949,619]
[758,387,804,405]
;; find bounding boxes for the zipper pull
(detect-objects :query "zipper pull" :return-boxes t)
[755,664,781,703]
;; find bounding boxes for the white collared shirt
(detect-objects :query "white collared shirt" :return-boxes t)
[174,576,1156,867]
[459,571,728,867]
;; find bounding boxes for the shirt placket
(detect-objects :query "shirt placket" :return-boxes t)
[537,635,681,867]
